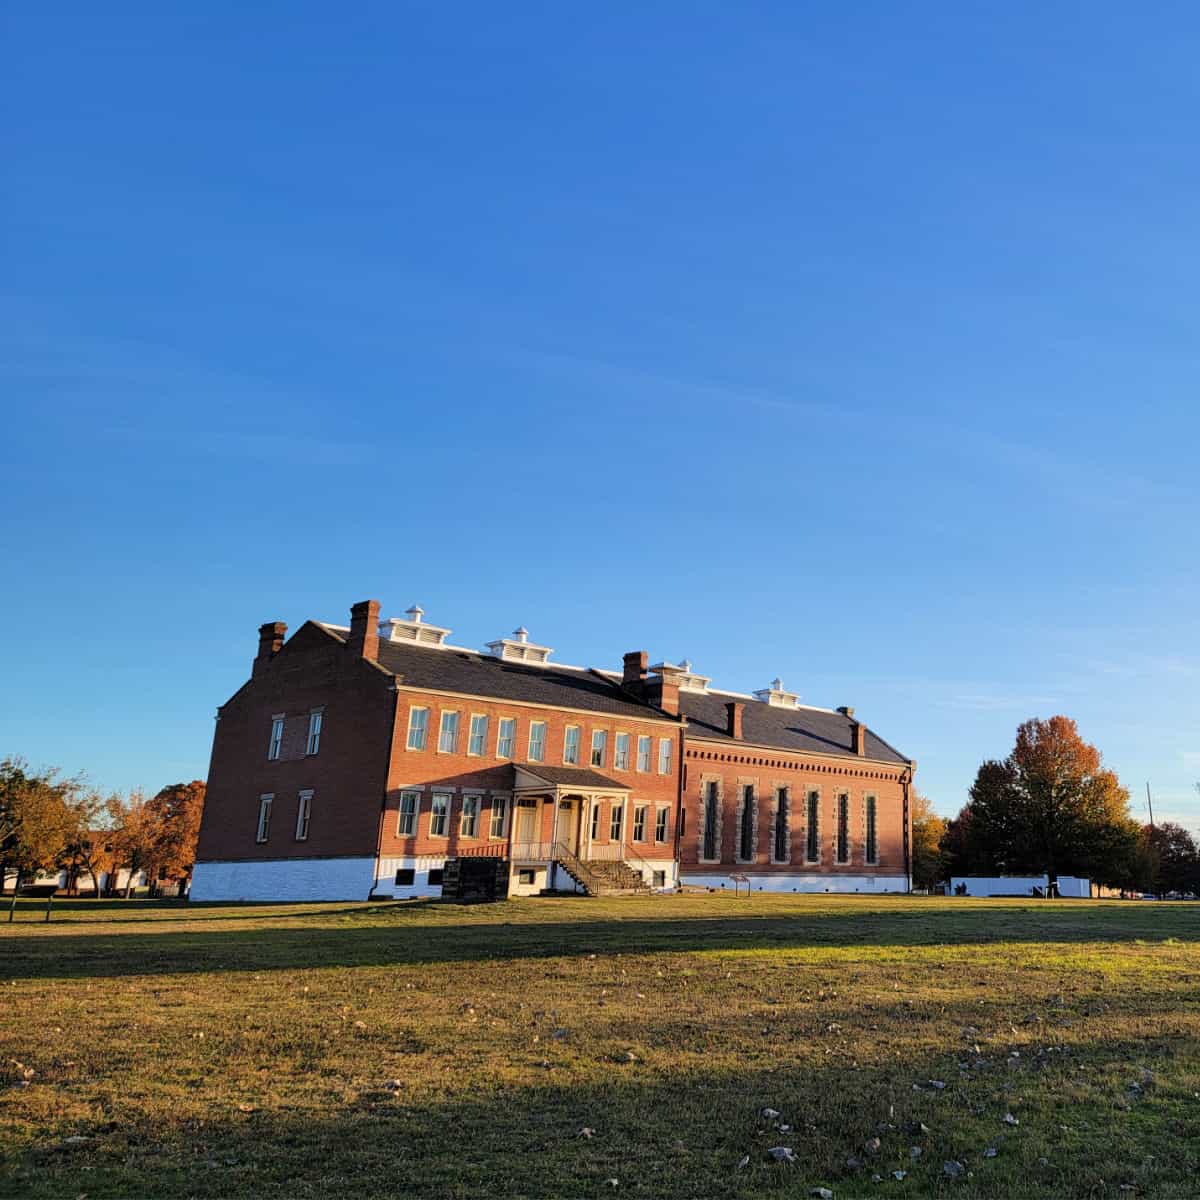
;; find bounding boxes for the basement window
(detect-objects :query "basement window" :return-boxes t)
[427,868,445,886]
[518,869,535,886]
[394,868,415,886]
[652,870,666,888]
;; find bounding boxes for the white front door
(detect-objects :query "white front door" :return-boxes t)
[559,799,581,854]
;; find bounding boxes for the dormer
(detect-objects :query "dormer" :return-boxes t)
[485,626,554,665]
[753,677,801,708]
[378,604,452,647]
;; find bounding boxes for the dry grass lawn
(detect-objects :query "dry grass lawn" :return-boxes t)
[1,893,1198,1198]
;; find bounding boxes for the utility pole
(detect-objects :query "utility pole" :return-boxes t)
[1146,782,1156,829]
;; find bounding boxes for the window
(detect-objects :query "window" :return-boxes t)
[306,710,323,756]
[394,868,415,886]
[518,868,535,886]
[702,781,719,860]
[430,793,450,837]
[652,870,666,888]
[563,725,581,765]
[528,721,547,762]
[460,795,480,837]
[633,804,647,841]
[295,790,312,841]
[590,730,608,768]
[255,794,273,843]
[407,707,430,751]
[806,790,820,863]
[427,868,444,886]
[614,732,630,770]
[655,807,669,843]
[438,711,460,754]
[268,715,284,761]
[738,784,755,860]
[836,792,850,864]
[397,790,420,836]
[610,802,624,842]
[490,795,508,839]
[468,714,488,756]
[774,787,790,863]
[590,802,601,840]
[497,717,516,758]
[865,794,878,864]
[658,738,672,775]
[636,735,651,773]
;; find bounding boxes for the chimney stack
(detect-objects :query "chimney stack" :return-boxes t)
[851,717,866,755]
[253,621,287,677]
[726,700,744,740]
[622,650,648,691]
[348,599,380,660]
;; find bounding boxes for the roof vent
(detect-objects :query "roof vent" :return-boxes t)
[485,626,554,664]
[378,604,452,648]
[754,677,800,708]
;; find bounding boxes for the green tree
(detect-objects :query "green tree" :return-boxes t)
[949,717,1137,888]
[1143,822,1200,897]
[0,757,84,893]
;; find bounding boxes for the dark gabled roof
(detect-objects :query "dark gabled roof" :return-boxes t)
[316,625,671,722]
[678,691,909,765]
[516,765,629,790]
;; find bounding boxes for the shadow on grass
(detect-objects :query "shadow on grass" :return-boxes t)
[4,1036,1191,1200]
[2,900,1197,981]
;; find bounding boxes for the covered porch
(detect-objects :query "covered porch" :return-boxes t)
[507,765,631,865]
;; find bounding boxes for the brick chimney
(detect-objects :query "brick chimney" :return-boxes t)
[622,650,648,691]
[348,599,380,660]
[726,701,744,740]
[850,717,866,756]
[253,621,287,678]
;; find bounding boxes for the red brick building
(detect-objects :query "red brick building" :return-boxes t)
[192,600,915,901]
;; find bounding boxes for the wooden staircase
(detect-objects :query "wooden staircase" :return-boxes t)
[553,847,652,897]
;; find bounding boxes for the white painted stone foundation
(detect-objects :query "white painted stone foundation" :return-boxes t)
[372,856,449,899]
[190,857,377,902]
[681,872,909,894]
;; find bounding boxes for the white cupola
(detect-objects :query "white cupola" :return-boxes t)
[378,604,452,647]
[485,626,554,664]
[753,677,800,707]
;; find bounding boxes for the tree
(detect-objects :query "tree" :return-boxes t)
[1143,823,1200,897]
[105,791,159,899]
[909,789,947,890]
[948,716,1137,888]
[147,780,205,890]
[0,757,85,893]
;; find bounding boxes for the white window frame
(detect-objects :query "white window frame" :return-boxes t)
[306,709,323,756]
[609,800,624,843]
[563,725,581,765]
[429,792,451,838]
[467,713,488,757]
[614,732,630,771]
[397,789,421,836]
[590,730,608,768]
[489,794,509,839]
[528,720,547,763]
[295,790,312,841]
[632,803,648,842]
[657,737,671,775]
[407,706,430,751]
[636,735,651,773]
[255,794,273,843]
[590,802,601,840]
[438,710,460,754]
[268,714,284,761]
[460,794,481,838]
[655,806,669,843]
[496,717,516,759]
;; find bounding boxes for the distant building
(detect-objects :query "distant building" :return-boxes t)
[192,601,916,902]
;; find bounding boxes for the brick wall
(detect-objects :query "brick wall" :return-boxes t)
[379,690,683,860]
[679,739,910,876]
[197,623,397,863]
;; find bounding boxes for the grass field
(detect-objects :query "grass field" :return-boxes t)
[1,894,1197,1199]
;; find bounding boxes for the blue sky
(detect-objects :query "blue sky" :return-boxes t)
[3,3,1198,829]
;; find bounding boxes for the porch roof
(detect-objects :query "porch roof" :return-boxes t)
[513,765,630,794]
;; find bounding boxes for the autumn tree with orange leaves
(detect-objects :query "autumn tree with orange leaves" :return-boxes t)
[942,716,1143,890]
